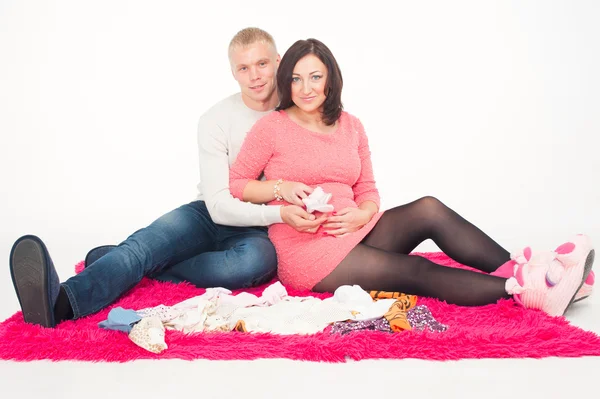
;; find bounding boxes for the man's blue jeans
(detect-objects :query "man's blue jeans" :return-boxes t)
[61,200,277,319]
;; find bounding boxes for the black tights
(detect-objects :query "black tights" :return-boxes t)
[313,196,512,306]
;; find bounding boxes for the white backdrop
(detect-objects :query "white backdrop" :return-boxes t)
[1,0,598,319]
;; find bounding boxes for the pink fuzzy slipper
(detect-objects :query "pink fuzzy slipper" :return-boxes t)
[493,237,595,306]
[574,270,595,302]
[503,235,595,317]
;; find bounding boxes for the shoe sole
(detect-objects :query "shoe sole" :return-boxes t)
[564,249,595,314]
[573,291,591,303]
[9,237,54,327]
[573,295,590,303]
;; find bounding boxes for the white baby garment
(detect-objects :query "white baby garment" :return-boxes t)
[302,186,335,214]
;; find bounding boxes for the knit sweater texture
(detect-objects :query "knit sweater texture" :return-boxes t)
[230,111,383,290]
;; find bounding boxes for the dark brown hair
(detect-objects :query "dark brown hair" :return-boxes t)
[275,38,343,126]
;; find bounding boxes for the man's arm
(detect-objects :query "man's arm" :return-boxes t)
[198,119,283,227]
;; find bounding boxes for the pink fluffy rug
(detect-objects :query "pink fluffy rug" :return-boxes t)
[1,252,600,362]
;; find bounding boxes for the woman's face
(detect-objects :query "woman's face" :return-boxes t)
[291,54,328,115]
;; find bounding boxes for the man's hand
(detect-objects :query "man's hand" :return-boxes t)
[278,182,313,207]
[322,207,373,237]
[281,205,327,233]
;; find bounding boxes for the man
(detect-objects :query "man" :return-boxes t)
[9,27,324,328]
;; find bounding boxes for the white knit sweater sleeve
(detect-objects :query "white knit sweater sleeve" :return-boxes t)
[197,117,283,227]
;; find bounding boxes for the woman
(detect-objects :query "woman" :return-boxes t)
[228,38,594,317]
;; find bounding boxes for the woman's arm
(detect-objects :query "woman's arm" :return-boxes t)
[241,180,281,203]
[322,116,380,236]
[352,117,381,212]
[242,180,313,207]
[229,116,277,202]
[229,115,314,207]
[198,117,282,226]
[229,114,326,232]
[358,200,379,220]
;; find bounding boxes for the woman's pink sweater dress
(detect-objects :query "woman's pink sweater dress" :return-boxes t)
[229,111,383,290]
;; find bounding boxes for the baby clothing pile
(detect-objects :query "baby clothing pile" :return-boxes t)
[99,282,447,353]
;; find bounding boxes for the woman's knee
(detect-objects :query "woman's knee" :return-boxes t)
[415,196,445,211]
[413,195,450,221]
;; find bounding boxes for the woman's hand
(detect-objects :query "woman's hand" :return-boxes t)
[278,181,313,207]
[322,207,374,237]
[281,205,327,233]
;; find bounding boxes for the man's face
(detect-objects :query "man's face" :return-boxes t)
[230,42,280,108]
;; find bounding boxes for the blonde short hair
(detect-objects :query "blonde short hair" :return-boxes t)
[228,27,277,60]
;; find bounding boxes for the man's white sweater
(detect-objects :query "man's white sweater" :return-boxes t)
[196,93,283,227]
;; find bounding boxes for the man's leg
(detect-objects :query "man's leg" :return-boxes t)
[154,225,277,289]
[62,200,221,318]
[11,200,219,326]
[84,245,116,268]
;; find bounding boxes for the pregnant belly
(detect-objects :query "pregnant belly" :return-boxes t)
[268,182,358,245]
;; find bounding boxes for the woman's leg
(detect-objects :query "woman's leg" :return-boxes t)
[362,196,510,273]
[313,244,510,306]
